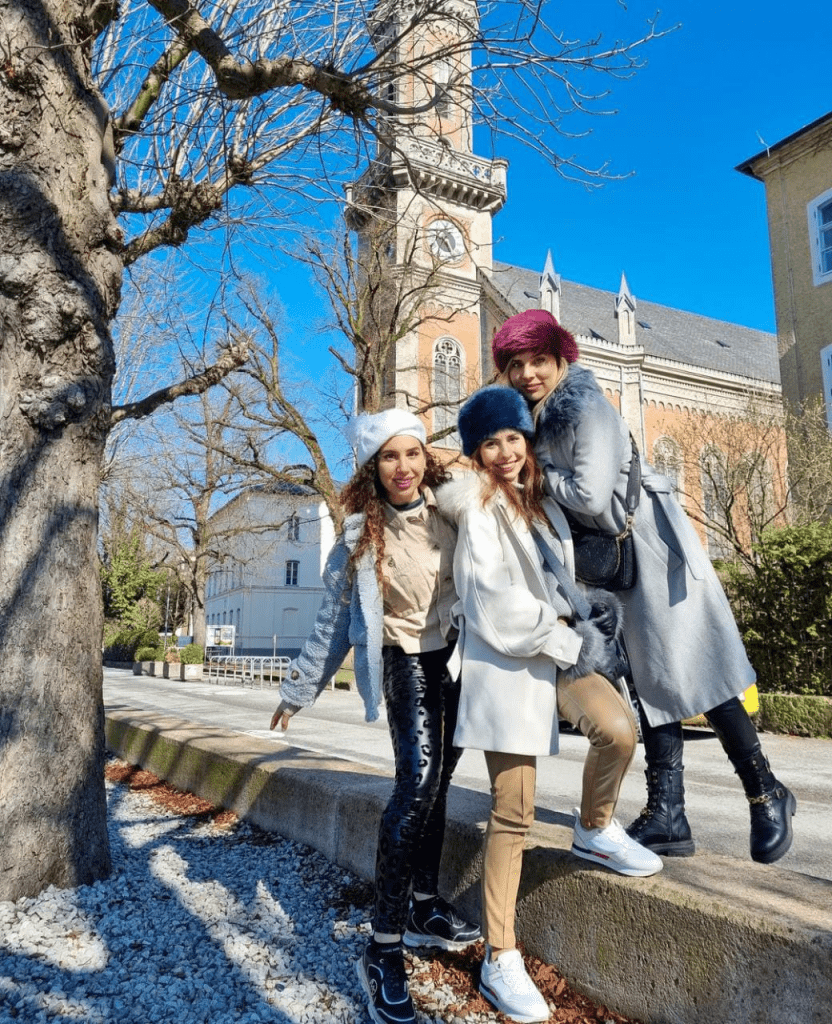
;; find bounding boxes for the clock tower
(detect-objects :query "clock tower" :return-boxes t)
[346,0,507,447]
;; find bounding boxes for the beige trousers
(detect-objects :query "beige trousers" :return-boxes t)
[481,672,636,949]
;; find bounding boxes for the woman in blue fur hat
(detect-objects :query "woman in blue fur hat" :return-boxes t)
[493,308,796,866]
[269,408,479,1024]
[437,385,661,1024]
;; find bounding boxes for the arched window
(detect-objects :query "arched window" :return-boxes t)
[433,337,463,442]
[652,437,683,502]
[700,445,732,560]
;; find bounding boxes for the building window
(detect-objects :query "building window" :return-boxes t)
[700,446,732,561]
[287,513,300,541]
[822,344,832,431]
[433,337,463,442]
[652,437,683,503]
[285,560,299,586]
[808,189,832,286]
[434,60,451,118]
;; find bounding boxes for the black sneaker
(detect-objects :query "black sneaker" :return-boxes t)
[402,894,481,951]
[355,941,416,1024]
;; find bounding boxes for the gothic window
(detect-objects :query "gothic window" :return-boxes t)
[434,338,463,441]
[652,437,683,502]
[285,560,299,586]
[700,446,732,560]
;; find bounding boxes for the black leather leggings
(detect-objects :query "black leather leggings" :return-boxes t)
[640,695,760,769]
[373,643,462,936]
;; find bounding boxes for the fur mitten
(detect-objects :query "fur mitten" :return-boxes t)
[560,589,628,682]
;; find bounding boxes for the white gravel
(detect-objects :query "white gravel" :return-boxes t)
[0,773,502,1024]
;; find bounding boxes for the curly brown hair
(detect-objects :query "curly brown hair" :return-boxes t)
[340,445,451,582]
[471,441,547,526]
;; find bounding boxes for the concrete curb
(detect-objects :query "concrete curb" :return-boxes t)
[105,709,832,1024]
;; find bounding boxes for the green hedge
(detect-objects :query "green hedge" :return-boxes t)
[720,521,832,697]
[134,645,162,662]
[103,626,161,663]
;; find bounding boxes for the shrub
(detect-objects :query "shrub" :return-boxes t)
[179,643,204,665]
[103,625,163,662]
[721,521,832,696]
[134,646,161,662]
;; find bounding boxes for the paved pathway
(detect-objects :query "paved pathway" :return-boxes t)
[104,668,832,882]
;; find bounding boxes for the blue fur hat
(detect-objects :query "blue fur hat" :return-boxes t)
[458,386,535,457]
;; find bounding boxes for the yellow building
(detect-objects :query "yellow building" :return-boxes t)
[738,110,832,427]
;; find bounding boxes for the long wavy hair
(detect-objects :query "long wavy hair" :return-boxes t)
[471,438,547,527]
[340,444,452,582]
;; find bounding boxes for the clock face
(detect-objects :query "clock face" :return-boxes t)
[427,219,465,261]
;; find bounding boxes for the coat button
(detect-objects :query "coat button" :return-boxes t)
[291,670,300,680]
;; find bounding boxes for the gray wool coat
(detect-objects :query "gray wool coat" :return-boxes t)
[532,364,755,727]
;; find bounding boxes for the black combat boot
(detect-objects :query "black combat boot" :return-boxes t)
[625,713,695,856]
[705,696,797,864]
[626,767,696,857]
[726,746,797,863]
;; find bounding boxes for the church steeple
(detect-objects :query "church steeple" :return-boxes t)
[615,272,637,347]
[347,1,507,434]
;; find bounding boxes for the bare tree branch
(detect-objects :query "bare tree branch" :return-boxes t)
[110,339,249,425]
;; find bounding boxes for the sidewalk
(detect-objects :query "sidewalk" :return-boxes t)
[104,670,832,1024]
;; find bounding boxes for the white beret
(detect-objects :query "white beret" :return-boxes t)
[347,409,427,467]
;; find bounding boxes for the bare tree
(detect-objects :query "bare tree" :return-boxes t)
[659,393,832,569]
[782,397,832,526]
[1,0,670,899]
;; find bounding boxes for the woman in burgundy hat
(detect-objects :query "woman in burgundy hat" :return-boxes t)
[492,308,796,866]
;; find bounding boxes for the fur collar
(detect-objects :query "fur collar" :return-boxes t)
[342,511,367,550]
[535,363,602,444]
[434,473,484,524]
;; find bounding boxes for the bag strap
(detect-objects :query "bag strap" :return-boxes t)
[619,435,641,540]
[531,524,593,621]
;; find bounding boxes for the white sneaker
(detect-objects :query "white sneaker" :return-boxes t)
[479,947,550,1023]
[571,808,664,877]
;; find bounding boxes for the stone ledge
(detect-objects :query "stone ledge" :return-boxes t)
[105,709,832,1024]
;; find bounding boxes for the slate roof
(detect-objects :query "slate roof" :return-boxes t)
[489,262,780,385]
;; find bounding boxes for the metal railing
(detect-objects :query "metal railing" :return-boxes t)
[205,655,290,689]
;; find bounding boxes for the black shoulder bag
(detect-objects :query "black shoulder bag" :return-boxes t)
[563,436,640,591]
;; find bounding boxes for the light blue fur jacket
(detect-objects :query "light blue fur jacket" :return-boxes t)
[279,513,385,722]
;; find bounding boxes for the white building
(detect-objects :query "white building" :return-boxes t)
[203,482,336,657]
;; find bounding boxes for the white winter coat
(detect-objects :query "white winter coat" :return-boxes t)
[435,475,584,756]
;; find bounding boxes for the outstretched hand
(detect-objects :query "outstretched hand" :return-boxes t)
[270,700,298,732]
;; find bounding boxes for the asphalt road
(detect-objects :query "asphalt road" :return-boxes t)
[104,667,832,883]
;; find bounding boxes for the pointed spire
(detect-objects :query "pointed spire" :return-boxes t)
[615,272,637,346]
[539,250,561,320]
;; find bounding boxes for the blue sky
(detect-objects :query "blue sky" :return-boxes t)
[270,0,830,371]
[485,0,830,334]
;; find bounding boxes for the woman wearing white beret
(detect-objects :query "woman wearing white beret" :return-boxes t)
[270,408,479,1024]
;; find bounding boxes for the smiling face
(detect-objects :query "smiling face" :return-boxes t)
[376,435,427,505]
[476,428,529,485]
[506,349,562,402]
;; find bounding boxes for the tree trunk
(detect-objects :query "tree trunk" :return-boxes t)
[0,1,123,899]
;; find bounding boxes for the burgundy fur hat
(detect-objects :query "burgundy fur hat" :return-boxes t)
[491,309,579,372]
